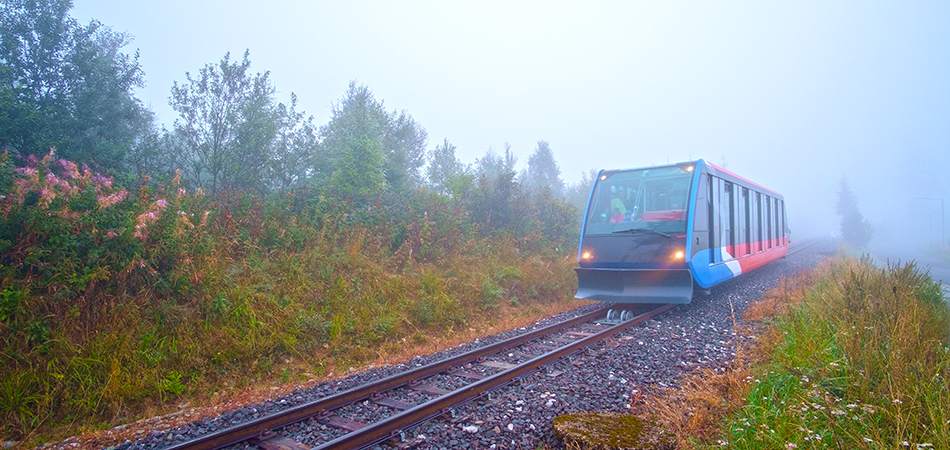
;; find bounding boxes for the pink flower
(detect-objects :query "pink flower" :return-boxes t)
[136,210,159,225]
[57,160,80,179]
[156,199,169,209]
[106,230,117,239]
[13,167,36,176]
[96,189,128,209]
[14,178,29,191]
[92,174,112,189]
[38,188,55,207]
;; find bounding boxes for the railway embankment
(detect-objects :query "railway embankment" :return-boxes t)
[0,155,585,447]
[639,254,950,449]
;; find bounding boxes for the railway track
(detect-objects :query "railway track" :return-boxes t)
[145,240,824,450]
[163,304,675,450]
[786,237,822,257]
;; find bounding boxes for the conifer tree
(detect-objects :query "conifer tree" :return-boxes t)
[835,176,873,248]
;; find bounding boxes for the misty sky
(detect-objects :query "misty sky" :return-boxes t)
[70,1,950,243]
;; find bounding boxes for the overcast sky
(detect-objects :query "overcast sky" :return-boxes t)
[70,1,950,243]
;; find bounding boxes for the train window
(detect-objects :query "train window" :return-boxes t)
[692,173,709,257]
[723,182,734,259]
[743,188,751,256]
[775,199,781,245]
[584,165,693,235]
[765,196,773,249]
[780,199,786,241]
[755,192,764,252]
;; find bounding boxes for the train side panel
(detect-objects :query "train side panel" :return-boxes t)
[687,161,788,289]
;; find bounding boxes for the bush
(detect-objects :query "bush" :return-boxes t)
[0,152,581,441]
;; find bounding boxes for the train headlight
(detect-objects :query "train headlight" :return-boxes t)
[582,251,592,260]
[674,251,684,259]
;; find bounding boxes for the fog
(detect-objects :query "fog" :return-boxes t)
[71,1,950,254]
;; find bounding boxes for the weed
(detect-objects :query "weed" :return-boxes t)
[0,371,42,434]
[0,155,582,444]
[638,257,950,449]
[159,371,186,399]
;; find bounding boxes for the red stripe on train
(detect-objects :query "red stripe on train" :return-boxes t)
[736,238,788,273]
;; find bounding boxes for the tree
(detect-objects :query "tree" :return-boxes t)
[384,111,427,192]
[474,143,517,182]
[317,82,427,195]
[469,144,528,233]
[0,0,149,171]
[835,176,873,248]
[125,110,177,182]
[169,50,280,193]
[267,93,317,191]
[524,140,564,197]
[331,137,385,198]
[565,168,599,217]
[426,138,469,196]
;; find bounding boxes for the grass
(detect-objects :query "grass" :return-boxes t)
[0,154,587,445]
[0,229,585,445]
[633,254,950,449]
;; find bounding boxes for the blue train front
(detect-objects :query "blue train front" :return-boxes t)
[575,159,788,304]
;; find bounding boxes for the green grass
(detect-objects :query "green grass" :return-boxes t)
[0,154,584,443]
[717,257,950,449]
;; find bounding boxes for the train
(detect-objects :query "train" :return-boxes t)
[575,159,789,304]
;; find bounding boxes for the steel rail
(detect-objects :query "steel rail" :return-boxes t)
[786,237,821,257]
[313,303,675,450]
[164,305,612,450]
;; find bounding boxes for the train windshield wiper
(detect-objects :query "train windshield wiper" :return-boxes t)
[611,228,675,238]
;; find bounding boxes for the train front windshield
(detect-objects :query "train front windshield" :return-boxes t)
[585,165,694,235]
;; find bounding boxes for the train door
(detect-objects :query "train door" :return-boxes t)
[742,188,751,257]
[779,199,787,244]
[692,173,710,258]
[755,192,764,252]
[710,176,720,263]
[774,199,782,247]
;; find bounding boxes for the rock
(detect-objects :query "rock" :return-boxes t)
[552,411,674,450]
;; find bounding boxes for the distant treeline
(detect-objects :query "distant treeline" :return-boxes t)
[0,0,597,215]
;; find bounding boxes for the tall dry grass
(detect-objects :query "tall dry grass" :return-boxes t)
[0,153,585,444]
[632,255,950,449]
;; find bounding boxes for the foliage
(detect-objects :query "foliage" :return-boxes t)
[0,0,149,172]
[426,138,469,197]
[316,82,427,195]
[524,140,564,197]
[0,7,591,440]
[835,177,873,248]
[169,50,281,193]
[565,168,599,217]
[331,137,385,199]
[268,93,317,191]
[0,154,581,441]
[383,110,428,192]
[717,257,950,449]
[473,143,517,182]
[0,150,212,310]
